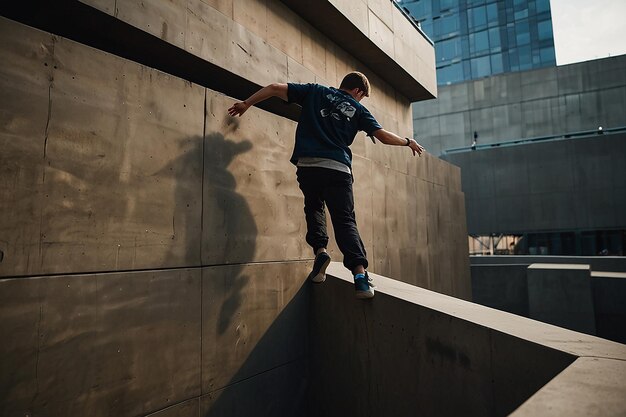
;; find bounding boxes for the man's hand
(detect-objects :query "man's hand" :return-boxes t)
[228,101,250,117]
[408,138,425,157]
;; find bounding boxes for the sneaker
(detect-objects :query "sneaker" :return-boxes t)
[308,252,331,283]
[354,272,375,299]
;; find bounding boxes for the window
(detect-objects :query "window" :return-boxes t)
[489,27,501,51]
[471,55,491,77]
[438,62,463,84]
[434,14,459,37]
[538,19,553,41]
[436,37,461,62]
[491,53,503,74]
[486,2,498,25]
[536,0,550,13]
[516,20,530,45]
[540,46,555,64]
[440,0,456,11]
[470,30,490,53]
[518,45,532,69]
[468,6,487,29]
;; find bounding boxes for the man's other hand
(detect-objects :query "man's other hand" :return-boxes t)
[228,101,250,117]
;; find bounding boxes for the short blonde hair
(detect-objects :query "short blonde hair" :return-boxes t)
[339,72,371,97]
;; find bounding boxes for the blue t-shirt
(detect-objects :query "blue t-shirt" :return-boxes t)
[287,83,382,168]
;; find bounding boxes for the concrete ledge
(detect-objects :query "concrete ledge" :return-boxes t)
[312,263,626,416]
[280,0,436,101]
[511,357,626,417]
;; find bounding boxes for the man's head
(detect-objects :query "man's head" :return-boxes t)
[339,71,370,102]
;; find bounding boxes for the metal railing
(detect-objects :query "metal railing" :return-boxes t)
[443,125,626,154]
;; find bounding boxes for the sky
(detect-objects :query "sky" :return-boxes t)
[550,0,626,65]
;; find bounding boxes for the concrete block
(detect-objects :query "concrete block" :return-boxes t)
[591,271,626,344]
[266,0,302,61]
[367,8,394,59]
[0,269,202,417]
[0,18,52,276]
[233,0,267,40]
[330,0,369,37]
[227,20,289,86]
[301,20,327,80]
[520,66,558,101]
[199,0,233,18]
[367,0,393,29]
[287,55,316,84]
[186,0,231,66]
[489,330,575,416]
[0,20,205,277]
[510,357,626,417]
[527,264,596,334]
[471,264,529,316]
[116,0,187,48]
[202,92,308,265]
[201,261,309,393]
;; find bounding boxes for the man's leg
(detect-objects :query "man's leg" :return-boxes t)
[324,171,374,298]
[297,167,331,282]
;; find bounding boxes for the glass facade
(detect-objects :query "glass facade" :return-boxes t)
[398,0,556,85]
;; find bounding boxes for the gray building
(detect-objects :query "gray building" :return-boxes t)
[414,54,626,255]
[398,0,556,85]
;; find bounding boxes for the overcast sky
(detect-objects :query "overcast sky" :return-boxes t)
[550,0,626,65]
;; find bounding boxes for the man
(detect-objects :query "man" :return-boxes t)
[228,72,425,299]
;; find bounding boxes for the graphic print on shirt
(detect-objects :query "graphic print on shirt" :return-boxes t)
[320,93,356,121]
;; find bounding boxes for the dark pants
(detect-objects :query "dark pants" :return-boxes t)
[296,167,368,271]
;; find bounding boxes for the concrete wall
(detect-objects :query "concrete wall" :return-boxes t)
[0,2,468,416]
[412,54,626,155]
[442,132,626,235]
[471,257,626,344]
[311,263,626,417]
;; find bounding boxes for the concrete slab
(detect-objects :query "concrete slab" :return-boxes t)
[0,18,52,276]
[0,269,201,417]
[471,264,529,316]
[527,263,596,335]
[591,271,626,344]
[316,263,626,417]
[201,261,310,393]
[116,0,187,49]
[510,357,626,417]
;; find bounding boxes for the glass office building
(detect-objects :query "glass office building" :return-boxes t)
[397,0,556,85]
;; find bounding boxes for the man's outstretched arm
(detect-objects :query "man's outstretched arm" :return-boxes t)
[227,83,289,117]
[372,128,426,157]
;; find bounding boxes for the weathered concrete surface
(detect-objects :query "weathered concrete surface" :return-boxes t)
[470,257,626,343]
[0,17,469,298]
[0,11,468,417]
[443,132,626,235]
[471,264,529,316]
[591,271,626,344]
[0,269,202,417]
[527,264,596,334]
[201,262,309,393]
[313,263,626,417]
[0,261,311,417]
[0,17,205,276]
[511,357,626,417]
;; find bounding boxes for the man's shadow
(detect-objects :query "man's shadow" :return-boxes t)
[202,130,256,334]
[158,127,256,335]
